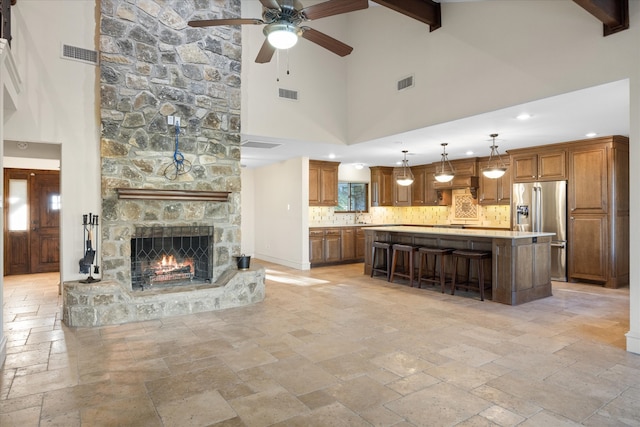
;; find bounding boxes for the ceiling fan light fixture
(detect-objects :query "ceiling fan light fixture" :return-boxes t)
[395,150,414,186]
[435,143,455,183]
[482,133,507,179]
[264,22,299,49]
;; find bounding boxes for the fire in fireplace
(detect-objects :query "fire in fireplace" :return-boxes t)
[130,225,214,290]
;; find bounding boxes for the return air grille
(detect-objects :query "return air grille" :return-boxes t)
[278,88,299,101]
[241,141,283,149]
[397,75,414,91]
[61,44,99,65]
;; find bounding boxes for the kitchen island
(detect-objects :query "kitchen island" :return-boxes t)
[363,226,555,305]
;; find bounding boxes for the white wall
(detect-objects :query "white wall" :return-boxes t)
[5,1,99,283]
[252,157,309,270]
[347,1,638,143]
[241,1,349,146]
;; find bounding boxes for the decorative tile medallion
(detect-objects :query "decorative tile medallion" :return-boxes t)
[453,194,478,220]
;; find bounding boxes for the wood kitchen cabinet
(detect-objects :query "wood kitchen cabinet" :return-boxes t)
[392,170,412,206]
[510,149,566,182]
[568,214,608,283]
[478,158,511,205]
[355,228,366,259]
[433,158,479,189]
[370,166,394,207]
[309,229,324,264]
[412,165,451,206]
[309,227,365,267]
[324,228,342,263]
[341,227,356,260]
[309,160,339,206]
[567,136,629,288]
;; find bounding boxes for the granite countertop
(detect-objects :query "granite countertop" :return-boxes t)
[363,225,555,240]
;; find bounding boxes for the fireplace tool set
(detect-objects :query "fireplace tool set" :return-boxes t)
[79,213,100,283]
[163,121,192,180]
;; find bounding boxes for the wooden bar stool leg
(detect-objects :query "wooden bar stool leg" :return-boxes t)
[390,249,398,283]
[451,256,458,295]
[439,254,446,293]
[478,259,485,301]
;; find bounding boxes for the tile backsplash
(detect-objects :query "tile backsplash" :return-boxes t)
[309,190,511,229]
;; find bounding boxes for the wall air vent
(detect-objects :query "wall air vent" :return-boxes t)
[241,141,283,149]
[278,88,299,101]
[61,44,99,65]
[397,75,415,91]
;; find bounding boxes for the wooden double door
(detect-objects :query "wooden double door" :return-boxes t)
[4,168,60,275]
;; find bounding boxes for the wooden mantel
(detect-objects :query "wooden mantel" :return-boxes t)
[116,188,231,202]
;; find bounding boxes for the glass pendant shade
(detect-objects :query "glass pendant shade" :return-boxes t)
[482,134,507,179]
[264,22,299,49]
[395,150,414,186]
[435,143,455,182]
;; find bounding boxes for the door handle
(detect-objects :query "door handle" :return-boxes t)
[550,243,565,248]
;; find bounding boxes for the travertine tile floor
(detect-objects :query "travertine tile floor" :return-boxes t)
[1,261,639,426]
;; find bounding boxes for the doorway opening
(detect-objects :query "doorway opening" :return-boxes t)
[4,168,60,274]
[3,141,61,277]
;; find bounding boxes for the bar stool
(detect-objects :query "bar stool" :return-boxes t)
[417,247,455,293]
[451,249,492,301]
[371,241,392,281]
[390,244,419,286]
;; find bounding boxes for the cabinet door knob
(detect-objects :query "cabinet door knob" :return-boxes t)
[571,217,574,220]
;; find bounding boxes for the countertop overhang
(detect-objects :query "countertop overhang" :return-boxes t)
[364,225,555,240]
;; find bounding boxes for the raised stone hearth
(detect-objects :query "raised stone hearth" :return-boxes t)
[60,0,262,327]
[63,264,264,327]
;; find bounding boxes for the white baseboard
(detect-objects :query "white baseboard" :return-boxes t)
[626,330,640,355]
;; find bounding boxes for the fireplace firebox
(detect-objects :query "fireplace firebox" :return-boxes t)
[131,225,214,290]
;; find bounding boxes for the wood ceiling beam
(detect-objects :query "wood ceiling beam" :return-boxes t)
[573,0,628,36]
[372,0,441,32]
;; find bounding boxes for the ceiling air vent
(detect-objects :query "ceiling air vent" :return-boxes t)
[61,44,99,65]
[241,141,283,149]
[278,88,299,101]
[397,75,415,91]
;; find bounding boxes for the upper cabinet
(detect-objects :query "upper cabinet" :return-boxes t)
[411,165,451,206]
[309,160,340,206]
[478,158,511,205]
[510,149,567,182]
[370,166,394,207]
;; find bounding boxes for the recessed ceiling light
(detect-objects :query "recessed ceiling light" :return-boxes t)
[465,150,474,156]
[328,153,336,159]
[585,132,597,138]
[516,113,531,120]
[354,163,364,170]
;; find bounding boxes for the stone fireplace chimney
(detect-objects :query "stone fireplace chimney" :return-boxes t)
[98,0,242,290]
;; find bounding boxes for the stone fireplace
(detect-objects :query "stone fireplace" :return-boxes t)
[61,0,265,327]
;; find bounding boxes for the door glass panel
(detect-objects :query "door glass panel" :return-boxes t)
[9,179,28,231]
[50,194,61,211]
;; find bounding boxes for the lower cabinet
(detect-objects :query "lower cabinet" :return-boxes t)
[309,227,365,266]
[568,214,608,283]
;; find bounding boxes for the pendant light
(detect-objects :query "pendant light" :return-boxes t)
[395,150,414,186]
[434,143,455,183]
[482,133,507,179]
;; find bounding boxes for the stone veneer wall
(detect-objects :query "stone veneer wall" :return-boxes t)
[99,0,242,289]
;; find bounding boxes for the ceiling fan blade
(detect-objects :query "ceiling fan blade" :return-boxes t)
[188,18,263,28]
[301,0,368,20]
[260,0,281,9]
[300,27,353,57]
[255,39,277,63]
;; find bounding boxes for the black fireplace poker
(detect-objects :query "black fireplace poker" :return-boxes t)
[79,212,101,283]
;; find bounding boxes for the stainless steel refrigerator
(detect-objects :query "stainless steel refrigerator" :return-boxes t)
[512,181,567,281]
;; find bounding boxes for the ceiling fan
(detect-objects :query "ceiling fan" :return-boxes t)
[188,0,368,63]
